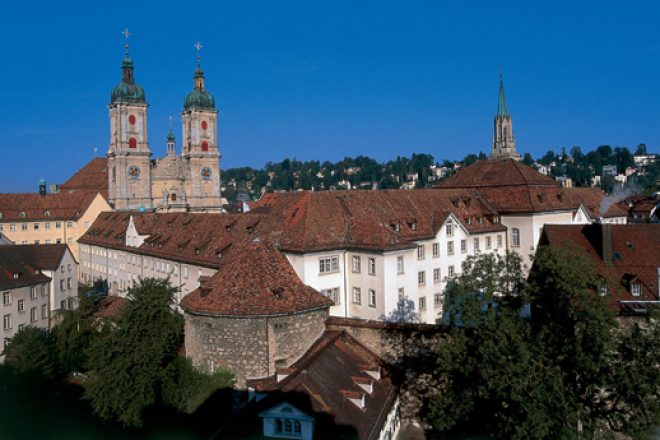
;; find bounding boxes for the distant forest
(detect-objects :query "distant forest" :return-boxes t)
[221,144,658,202]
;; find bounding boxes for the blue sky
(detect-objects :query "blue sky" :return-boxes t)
[1,1,659,192]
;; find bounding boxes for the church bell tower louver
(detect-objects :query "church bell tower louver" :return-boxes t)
[491,73,520,160]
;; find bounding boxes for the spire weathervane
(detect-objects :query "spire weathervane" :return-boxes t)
[122,28,131,55]
[194,41,203,67]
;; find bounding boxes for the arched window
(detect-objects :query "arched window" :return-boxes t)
[294,420,302,433]
[128,138,137,149]
[201,141,209,152]
[284,420,292,433]
[274,419,283,433]
[201,120,208,130]
[171,193,177,201]
[512,228,520,247]
[128,115,136,125]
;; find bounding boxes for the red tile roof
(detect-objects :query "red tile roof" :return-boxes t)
[251,189,506,253]
[0,244,67,289]
[0,190,102,222]
[238,331,396,440]
[437,159,559,188]
[540,224,660,314]
[59,158,109,198]
[436,159,607,215]
[180,239,333,316]
[92,295,128,319]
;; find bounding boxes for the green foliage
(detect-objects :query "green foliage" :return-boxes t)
[84,278,184,427]
[52,293,97,372]
[424,249,659,439]
[3,326,57,378]
[161,357,234,414]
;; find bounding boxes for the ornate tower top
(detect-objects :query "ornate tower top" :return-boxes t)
[490,72,519,160]
[183,42,216,111]
[110,28,146,105]
[167,116,176,155]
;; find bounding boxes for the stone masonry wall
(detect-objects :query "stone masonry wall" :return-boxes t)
[185,308,328,389]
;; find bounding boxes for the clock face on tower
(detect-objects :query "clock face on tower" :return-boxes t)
[201,167,212,180]
[128,165,141,180]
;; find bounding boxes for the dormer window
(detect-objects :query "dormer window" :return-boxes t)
[493,216,500,223]
[631,283,642,296]
[598,284,609,296]
[19,211,26,219]
[393,223,400,232]
[44,210,50,218]
[195,248,201,255]
[467,218,472,225]
[479,217,484,224]
[410,221,417,231]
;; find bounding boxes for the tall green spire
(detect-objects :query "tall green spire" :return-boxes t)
[496,73,509,117]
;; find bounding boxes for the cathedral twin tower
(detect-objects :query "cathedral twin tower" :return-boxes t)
[107,41,222,212]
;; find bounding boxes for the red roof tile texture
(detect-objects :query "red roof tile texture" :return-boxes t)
[92,295,129,319]
[437,159,606,215]
[0,244,66,289]
[180,239,332,316]
[59,158,109,198]
[0,190,102,222]
[244,331,395,440]
[540,224,660,314]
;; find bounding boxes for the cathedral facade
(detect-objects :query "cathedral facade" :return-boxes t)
[106,46,222,212]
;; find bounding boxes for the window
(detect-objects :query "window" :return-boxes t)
[41,304,47,320]
[448,265,455,278]
[67,278,72,289]
[183,266,188,278]
[512,228,520,247]
[41,284,47,296]
[67,221,73,228]
[352,256,361,273]
[10,224,15,231]
[60,300,66,310]
[129,137,137,148]
[284,420,292,433]
[417,245,425,260]
[368,257,376,275]
[473,238,480,251]
[397,256,404,274]
[419,297,426,311]
[418,271,426,286]
[497,234,503,248]
[352,287,361,304]
[433,268,441,283]
[319,256,339,274]
[30,286,37,299]
[34,223,39,230]
[486,236,492,250]
[17,299,24,312]
[369,289,376,307]
[56,239,61,244]
[3,291,11,305]
[321,287,340,304]
[61,265,65,273]
[460,239,467,253]
[446,222,453,236]
[60,280,65,291]
[30,307,37,322]
[631,283,642,296]
[447,241,454,256]
[398,288,405,299]
[3,314,12,330]
[294,420,302,434]
[21,223,28,231]
[432,242,440,257]
[201,141,209,151]
[599,284,609,296]
[34,240,40,245]
[45,222,50,229]
[434,292,442,308]
[56,222,61,229]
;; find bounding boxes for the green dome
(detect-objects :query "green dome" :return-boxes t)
[183,89,215,110]
[110,55,146,105]
[183,67,215,111]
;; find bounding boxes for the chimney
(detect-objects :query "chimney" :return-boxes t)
[38,179,47,196]
[601,223,613,264]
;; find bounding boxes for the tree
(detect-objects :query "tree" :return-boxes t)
[381,297,420,323]
[84,278,184,427]
[52,292,97,372]
[423,249,660,439]
[2,326,57,378]
[522,152,534,166]
[635,144,647,155]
